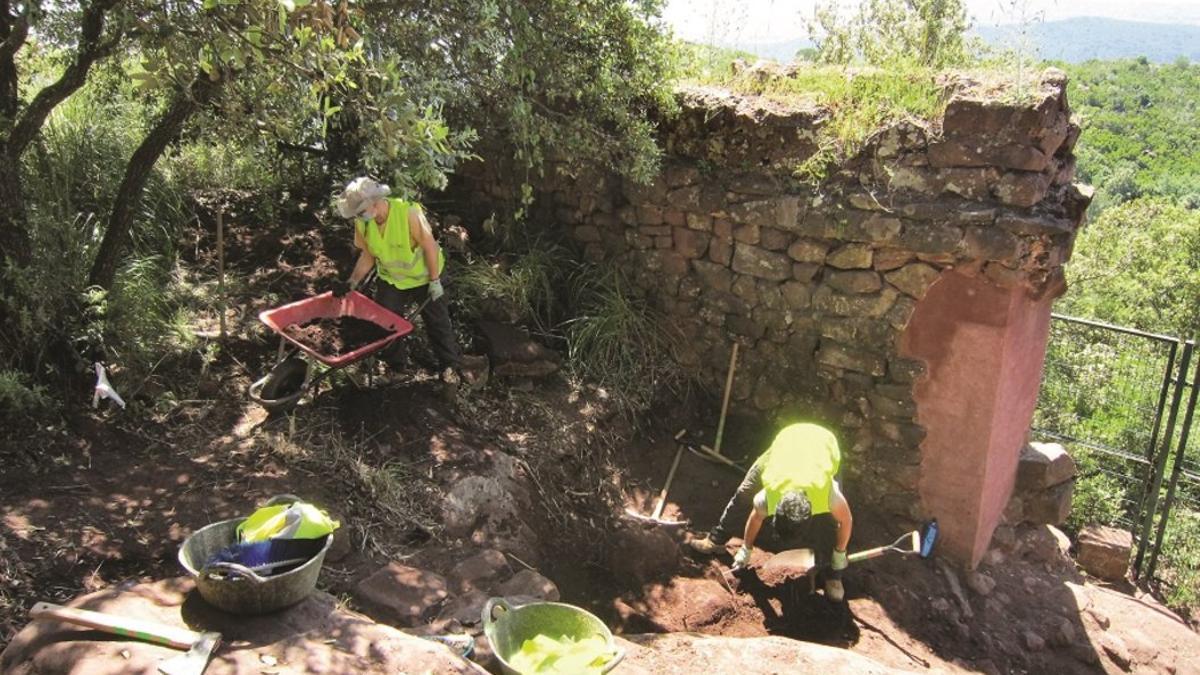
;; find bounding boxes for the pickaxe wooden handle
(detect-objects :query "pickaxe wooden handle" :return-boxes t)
[31,602,202,649]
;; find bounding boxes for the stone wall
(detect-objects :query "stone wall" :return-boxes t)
[451,69,1092,566]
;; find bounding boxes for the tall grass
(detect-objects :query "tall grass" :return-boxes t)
[562,266,685,414]
[452,237,569,330]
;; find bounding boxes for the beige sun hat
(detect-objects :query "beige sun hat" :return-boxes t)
[335,176,391,218]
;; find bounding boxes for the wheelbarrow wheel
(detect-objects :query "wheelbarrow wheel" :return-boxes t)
[255,356,308,412]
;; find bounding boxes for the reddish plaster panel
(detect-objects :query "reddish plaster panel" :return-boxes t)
[901,270,1055,567]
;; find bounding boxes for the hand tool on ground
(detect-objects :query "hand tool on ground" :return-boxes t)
[30,602,221,675]
[729,519,940,593]
[623,429,689,526]
[689,345,747,472]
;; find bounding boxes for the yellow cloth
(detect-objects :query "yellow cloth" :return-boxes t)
[755,423,840,517]
[237,502,340,542]
[356,198,444,290]
[507,634,614,675]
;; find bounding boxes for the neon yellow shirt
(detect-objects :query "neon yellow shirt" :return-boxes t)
[356,198,444,290]
[754,423,840,517]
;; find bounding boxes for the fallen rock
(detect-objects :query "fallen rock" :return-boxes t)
[497,569,560,602]
[0,578,484,674]
[618,633,908,673]
[356,563,449,626]
[478,320,560,378]
[966,570,996,597]
[442,476,519,537]
[1017,442,1077,490]
[1076,525,1131,581]
[450,549,511,591]
[1022,630,1046,652]
[1021,480,1074,526]
[608,526,679,584]
[437,589,489,627]
[990,524,1017,552]
[1017,523,1071,565]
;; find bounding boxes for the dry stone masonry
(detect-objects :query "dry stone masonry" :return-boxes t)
[454,69,1091,557]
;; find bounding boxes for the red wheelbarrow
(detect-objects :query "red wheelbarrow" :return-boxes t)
[248,291,414,412]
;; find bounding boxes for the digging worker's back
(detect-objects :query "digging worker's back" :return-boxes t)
[690,422,854,601]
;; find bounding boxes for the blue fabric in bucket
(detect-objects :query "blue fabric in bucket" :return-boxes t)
[205,536,328,576]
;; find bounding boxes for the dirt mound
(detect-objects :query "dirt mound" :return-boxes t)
[283,315,392,356]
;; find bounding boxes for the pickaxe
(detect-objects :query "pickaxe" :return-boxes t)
[31,602,221,675]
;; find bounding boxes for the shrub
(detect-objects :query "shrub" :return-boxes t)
[452,238,569,330]
[562,266,685,414]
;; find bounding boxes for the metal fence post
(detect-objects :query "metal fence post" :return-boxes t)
[1145,343,1199,580]
[1134,341,1193,577]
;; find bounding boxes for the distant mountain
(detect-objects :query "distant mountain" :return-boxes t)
[715,17,1200,65]
[973,17,1200,63]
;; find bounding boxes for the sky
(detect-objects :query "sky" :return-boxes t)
[662,0,1200,46]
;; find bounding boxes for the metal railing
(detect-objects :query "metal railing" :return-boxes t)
[1032,313,1198,580]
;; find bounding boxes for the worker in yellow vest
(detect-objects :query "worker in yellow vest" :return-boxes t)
[333,177,469,384]
[689,422,853,601]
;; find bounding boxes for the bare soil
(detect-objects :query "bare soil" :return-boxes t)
[2,212,1197,674]
[283,315,393,357]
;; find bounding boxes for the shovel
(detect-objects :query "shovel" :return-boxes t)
[738,519,940,592]
[30,602,220,675]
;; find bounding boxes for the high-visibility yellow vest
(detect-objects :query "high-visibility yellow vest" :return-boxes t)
[755,423,840,517]
[356,198,445,290]
[238,502,340,542]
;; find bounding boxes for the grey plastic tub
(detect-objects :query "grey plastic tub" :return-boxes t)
[178,517,332,615]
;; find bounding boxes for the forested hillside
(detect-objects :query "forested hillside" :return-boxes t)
[1058,58,1200,338]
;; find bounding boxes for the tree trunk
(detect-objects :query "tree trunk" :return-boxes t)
[0,157,29,266]
[88,77,219,289]
[0,0,119,270]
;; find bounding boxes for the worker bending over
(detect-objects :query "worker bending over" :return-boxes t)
[690,422,853,601]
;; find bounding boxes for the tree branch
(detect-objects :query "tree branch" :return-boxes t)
[8,0,121,157]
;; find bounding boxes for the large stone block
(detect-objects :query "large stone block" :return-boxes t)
[885,263,942,299]
[674,227,710,259]
[826,243,873,269]
[812,286,899,318]
[898,222,963,255]
[1076,525,1131,582]
[993,170,1054,207]
[964,226,1023,262]
[1017,442,1077,490]
[692,259,733,291]
[732,243,793,281]
[816,341,886,376]
[787,238,829,263]
[1022,480,1074,526]
[357,563,449,626]
[827,269,882,294]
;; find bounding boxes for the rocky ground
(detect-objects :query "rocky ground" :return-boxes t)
[2,213,1197,674]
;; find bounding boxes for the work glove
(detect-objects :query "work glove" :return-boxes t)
[329,278,351,298]
[428,278,445,301]
[733,545,751,568]
[831,548,848,571]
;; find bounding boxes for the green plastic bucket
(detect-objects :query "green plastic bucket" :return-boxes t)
[482,598,624,674]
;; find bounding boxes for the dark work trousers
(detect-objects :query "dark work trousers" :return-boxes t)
[709,462,840,578]
[374,278,463,369]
